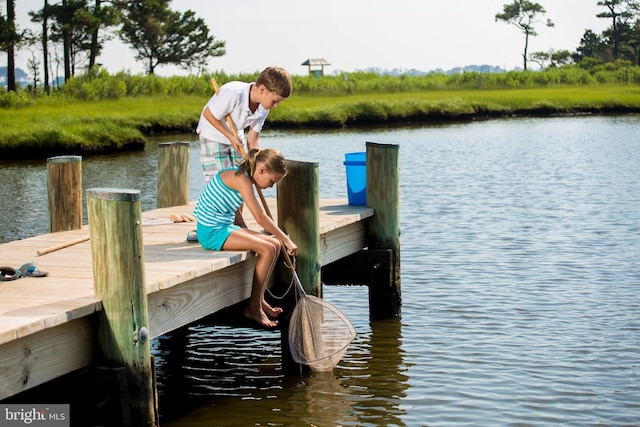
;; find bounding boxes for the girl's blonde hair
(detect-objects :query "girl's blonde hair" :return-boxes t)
[237,148,287,179]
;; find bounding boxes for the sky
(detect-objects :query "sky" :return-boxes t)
[11,0,612,77]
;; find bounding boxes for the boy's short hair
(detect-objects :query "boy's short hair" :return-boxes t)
[256,67,292,98]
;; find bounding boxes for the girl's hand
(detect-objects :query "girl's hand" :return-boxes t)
[285,239,298,256]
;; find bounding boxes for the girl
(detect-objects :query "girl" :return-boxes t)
[193,148,298,328]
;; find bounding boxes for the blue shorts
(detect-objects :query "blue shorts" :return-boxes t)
[197,222,240,251]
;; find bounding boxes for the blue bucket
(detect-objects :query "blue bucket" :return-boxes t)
[343,152,366,206]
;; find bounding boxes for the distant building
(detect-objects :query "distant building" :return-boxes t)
[301,58,330,77]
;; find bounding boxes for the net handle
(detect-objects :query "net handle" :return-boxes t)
[210,77,297,273]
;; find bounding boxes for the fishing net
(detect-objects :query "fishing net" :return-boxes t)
[288,273,356,372]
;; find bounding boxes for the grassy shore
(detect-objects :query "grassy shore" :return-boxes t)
[1,85,639,160]
[270,85,640,126]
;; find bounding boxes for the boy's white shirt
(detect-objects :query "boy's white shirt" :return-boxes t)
[196,81,269,146]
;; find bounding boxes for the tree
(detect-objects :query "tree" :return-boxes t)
[574,29,610,63]
[529,49,572,68]
[120,0,225,74]
[86,0,118,70]
[119,0,171,74]
[495,0,554,70]
[605,19,639,62]
[34,0,76,81]
[160,10,225,74]
[528,50,551,68]
[629,19,640,65]
[42,0,50,93]
[65,2,116,73]
[88,0,100,69]
[1,0,20,91]
[29,0,54,92]
[0,6,11,68]
[30,0,118,85]
[596,0,640,60]
[60,0,71,80]
[26,40,41,93]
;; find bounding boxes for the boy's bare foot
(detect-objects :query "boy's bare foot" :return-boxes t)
[244,305,278,328]
[262,300,283,318]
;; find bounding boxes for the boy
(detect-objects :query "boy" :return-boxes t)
[196,67,292,183]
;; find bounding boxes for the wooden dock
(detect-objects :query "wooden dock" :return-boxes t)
[0,141,400,425]
[0,199,372,401]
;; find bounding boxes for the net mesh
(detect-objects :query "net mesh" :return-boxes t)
[288,279,356,372]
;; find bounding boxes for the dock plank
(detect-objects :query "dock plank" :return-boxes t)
[0,318,94,399]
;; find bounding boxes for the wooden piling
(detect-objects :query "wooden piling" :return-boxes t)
[275,160,319,374]
[276,160,321,296]
[157,142,190,208]
[366,142,401,318]
[47,155,82,232]
[87,188,157,427]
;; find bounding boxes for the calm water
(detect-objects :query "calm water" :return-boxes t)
[1,116,639,426]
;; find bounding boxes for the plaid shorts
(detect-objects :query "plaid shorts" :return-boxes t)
[199,135,244,182]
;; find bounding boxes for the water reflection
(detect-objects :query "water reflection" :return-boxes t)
[339,317,409,426]
[286,372,361,426]
[282,316,408,427]
[157,294,411,427]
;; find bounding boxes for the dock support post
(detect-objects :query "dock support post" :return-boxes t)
[277,160,321,297]
[47,155,82,232]
[276,160,319,374]
[157,142,190,208]
[366,142,401,319]
[87,188,158,427]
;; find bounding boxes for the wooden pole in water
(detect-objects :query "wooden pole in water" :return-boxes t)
[47,155,82,232]
[87,188,157,427]
[157,142,190,208]
[366,142,401,318]
[277,160,321,296]
[276,160,319,374]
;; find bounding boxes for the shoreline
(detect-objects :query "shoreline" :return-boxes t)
[2,89,639,160]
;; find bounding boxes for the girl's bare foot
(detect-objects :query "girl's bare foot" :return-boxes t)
[245,305,278,328]
[262,300,283,318]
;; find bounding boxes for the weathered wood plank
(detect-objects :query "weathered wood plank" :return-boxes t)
[148,258,258,339]
[320,222,368,266]
[0,317,94,401]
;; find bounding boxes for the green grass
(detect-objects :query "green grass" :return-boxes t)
[0,96,203,158]
[2,85,639,159]
[269,86,640,126]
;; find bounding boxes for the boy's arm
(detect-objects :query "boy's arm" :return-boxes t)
[203,107,244,153]
[247,129,260,151]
